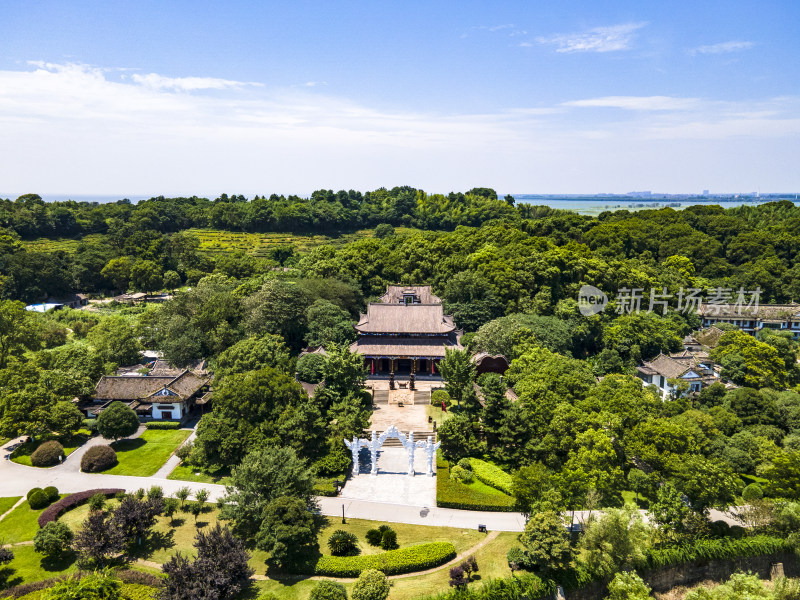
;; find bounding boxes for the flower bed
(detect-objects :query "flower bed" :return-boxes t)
[312,542,456,577]
[38,488,124,527]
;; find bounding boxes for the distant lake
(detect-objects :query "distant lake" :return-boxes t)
[513,195,800,215]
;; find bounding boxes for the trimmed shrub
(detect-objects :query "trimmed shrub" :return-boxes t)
[469,458,514,495]
[431,389,451,408]
[82,418,98,433]
[145,420,181,430]
[328,529,359,556]
[81,444,117,472]
[312,542,456,577]
[380,529,398,550]
[437,459,516,511]
[43,486,60,502]
[742,483,764,501]
[30,440,64,467]
[175,440,193,462]
[450,465,474,484]
[309,580,348,600]
[314,477,340,497]
[28,489,50,509]
[352,568,390,600]
[457,458,472,470]
[38,488,125,527]
[27,487,44,501]
[366,529,383,546]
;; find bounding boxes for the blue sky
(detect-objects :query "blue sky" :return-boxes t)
[1,1,798,197]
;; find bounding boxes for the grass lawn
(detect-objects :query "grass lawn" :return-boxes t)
[0,497,22,518]
[0,545,78,592]
[427,404,453,426]
[10,431,92,467]
[166,463,232,485]
[463,478,509,497]
[0,497,63,544]
[103,429,191,477]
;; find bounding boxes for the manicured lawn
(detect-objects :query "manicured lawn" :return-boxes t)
[464,478,509,497]
[0,497,22,518]
[0,545,78,591]
[0,497,61,544]
[104,429,191,477]
[166,463,232,485]
[427,403,454,425]
[10,431,92,467]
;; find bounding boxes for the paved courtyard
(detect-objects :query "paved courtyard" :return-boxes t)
[369,403,431,432]
[340,447,436,507]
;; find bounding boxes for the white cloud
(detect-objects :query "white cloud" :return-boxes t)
[563,96,701,111]
[130,72,263,91]
[688,40,755,55]
[537,22,647,53]
[0,62,797,195]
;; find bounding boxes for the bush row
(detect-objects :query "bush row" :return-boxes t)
[38,488,125,527]
[0,570,161,599]
[314,477,340,497]
[422,573,554,600]
[641,535,795,571]
[468,458,514,496]
[437,461,516,512]
[145,421,182,430]
[312,542,456,577]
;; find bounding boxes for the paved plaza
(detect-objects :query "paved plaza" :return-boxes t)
[340,447,436,506]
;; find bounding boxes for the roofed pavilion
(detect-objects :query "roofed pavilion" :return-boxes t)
[350,285,462,376]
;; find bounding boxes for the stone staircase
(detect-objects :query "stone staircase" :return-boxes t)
[362,429,437,448]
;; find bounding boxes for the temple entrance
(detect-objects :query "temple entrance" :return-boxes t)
[397,358,413,373]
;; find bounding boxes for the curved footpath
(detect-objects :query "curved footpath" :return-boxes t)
[0,435,739,533]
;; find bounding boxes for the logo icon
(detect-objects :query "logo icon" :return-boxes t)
[578,285,608,316]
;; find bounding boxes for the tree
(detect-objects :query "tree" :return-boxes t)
[220,446,317,545]
[112,495,162,549]
[439,348,476,407]
[130,259,163,293]
[305,299,356,346]
[257,495,319,568]
[48,401,84,437]
[321,343,367,397]
[101,256,134,291]
[763,450,800,500]
[649,482,692,542]
[518,511,572,573]
[87,317,141,367]
[711,330,787,388]
[310,581,348,600]
[243,279,310,351]
[159,524,253,600]
[373,223,395,239]
[512,463,557,515]
[607,571,652,600]
[175,486,190,509]
[328,529,358,556]
[163,270,182,291]
[72,510,126,567]
[438,413,481,462]
[296,352,326,383]
[97,401,140,441]
[34,521,74,558]
[351,569,390,600]
[671,456,739,513]
[0,299,39,368]
[577,505,652,577]
[213,334,292,377]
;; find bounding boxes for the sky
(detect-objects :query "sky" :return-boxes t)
[0,1,798,198]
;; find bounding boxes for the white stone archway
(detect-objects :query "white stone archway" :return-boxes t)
[344,424,440,477]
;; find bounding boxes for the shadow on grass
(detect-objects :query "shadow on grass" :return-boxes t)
[111,438,146,452]
[126,529,176,560]
[40,552,77,573]
[0,566,22,590]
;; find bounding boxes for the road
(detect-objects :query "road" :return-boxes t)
[0,435,741,533]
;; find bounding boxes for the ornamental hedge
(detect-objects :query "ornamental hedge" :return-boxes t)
[145,421,181,430]
[30,440,65,467]
[81,444,117,472]
[640,535,795,570]
[436,459,516,512]
[469,458,514,496]
[312,542,456,577]
[38,488,124,527]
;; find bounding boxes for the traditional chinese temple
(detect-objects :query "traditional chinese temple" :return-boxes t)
[350,285,462,376]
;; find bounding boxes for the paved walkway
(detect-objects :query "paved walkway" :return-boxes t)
[152,430,196,479]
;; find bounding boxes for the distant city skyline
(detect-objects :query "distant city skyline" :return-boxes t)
[1,1,798,195]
